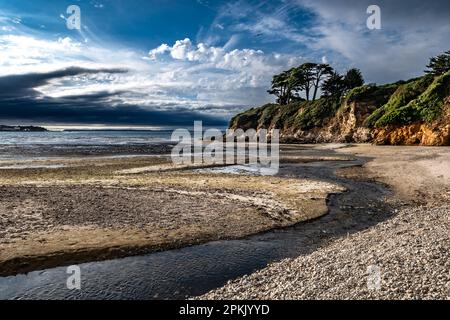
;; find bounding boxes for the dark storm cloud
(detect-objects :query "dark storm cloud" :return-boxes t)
[0,98,226,126]
[0,67,127,99]
[0,67,227,126]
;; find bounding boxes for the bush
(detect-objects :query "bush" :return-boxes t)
[345,82,400,106]
[374,71,450,126]
[415,70,450,122]
[272,102,302,129]
[229,105,267,129]
[292,98,341,130]
[365,75,434,127]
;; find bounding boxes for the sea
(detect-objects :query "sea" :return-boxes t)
[0,128,230,160]
[0,129,176,146]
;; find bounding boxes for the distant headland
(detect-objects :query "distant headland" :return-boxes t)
[0,125,48,132]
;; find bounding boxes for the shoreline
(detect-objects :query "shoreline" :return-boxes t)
[0,143,448,300]
[0,182,339,277]
[199,144,450,300]
[0,147,348,276]
[200,202,449,300]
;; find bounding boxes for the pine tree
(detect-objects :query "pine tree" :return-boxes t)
[425,51,450,76]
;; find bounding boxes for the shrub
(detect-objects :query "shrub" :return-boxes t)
[292,98,341,130]
[374,71,450,126]
[365,75,434,127]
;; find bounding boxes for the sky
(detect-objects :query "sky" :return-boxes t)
[0,0,449,127]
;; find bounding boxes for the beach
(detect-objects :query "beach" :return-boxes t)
[0,138,347,276]
[0,137,448,299]
[201,145,450,300]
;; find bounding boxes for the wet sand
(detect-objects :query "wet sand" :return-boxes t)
[0,146,346,276]
[1,143,448,300]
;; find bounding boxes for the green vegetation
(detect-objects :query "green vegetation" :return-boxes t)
[425,50,450,76]
[231,51,450,132]
[230,98,341,131]
[415,70,450,122]
[364,71,450,127]
[272,102,303,129]
[291,98,341,130]
[364,75,434,127]
[229,105,268,130]
[345,82,401,105]
[267,62,364,105]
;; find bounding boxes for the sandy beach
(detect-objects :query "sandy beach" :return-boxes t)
[0,144,346,276]
[0,143,448,300]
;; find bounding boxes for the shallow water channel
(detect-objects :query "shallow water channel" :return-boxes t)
[0,159,392,300]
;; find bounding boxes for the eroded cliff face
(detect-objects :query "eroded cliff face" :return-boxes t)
[278,101,375,144]
[372,106,450,146]
[281,104,449,146]
[230,101,450,146]
[230,74,450,146]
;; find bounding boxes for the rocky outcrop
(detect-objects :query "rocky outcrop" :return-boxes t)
[372,110,450,146]
[230,73,450,146]
[276,103,450,146]
[278,101,376,143]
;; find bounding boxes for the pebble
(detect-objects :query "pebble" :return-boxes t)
[200,205,450,300]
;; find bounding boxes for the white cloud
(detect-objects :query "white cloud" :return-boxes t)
[144,38,306,115]
[1,32,302,119]
[295,0,450,83]
[150,41,307,109]
[148,37,300,75]
[200,0,450,84]
[0,35,139,76]
[150,38,224,63]
[148,43,170,60]
[171,38,194,60]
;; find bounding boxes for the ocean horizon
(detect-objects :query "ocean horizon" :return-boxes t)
[0,126,228,146]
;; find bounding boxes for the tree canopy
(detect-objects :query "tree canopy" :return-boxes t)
[268,62,365,105]
[425,51,450,76]
[344,68,365,90]
[321,72,346,98]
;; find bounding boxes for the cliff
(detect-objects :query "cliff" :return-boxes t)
[229,71,450,146]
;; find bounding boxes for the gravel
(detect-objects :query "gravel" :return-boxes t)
[200,204,450,300]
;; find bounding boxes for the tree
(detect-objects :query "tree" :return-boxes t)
[285,67,305,104]
[312,64,333,101]
[344,68,364,90]
[267,71,290,105]
[268,63,362,105]
[425,51,450,75]
[321,68,365,99]
[297,63,316,101]
[267,68,305,105]
[321,72,346,98]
